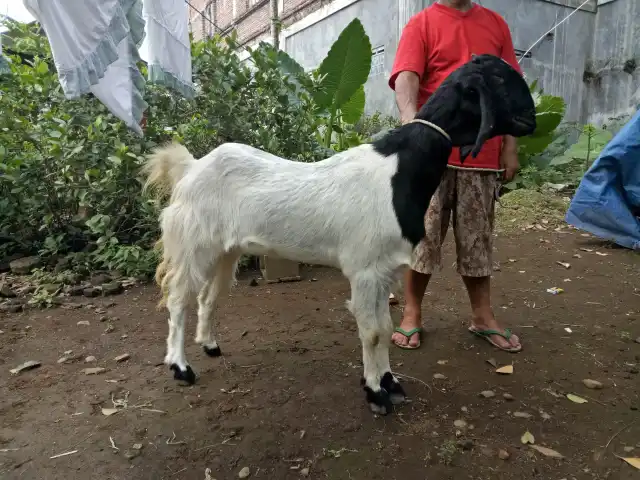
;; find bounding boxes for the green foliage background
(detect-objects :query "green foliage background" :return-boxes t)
[0,18,621,281]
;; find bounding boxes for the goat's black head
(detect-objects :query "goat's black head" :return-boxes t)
[417,54,536,161]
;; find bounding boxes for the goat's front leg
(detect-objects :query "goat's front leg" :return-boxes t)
[348,272,406,415]
[374,297,406,406]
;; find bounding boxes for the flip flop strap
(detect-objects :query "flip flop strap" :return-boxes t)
[474,328,512,340]
[394,327,421,337]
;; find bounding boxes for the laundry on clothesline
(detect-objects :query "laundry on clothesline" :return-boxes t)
[22,0,195,136]
[0,34,11,75]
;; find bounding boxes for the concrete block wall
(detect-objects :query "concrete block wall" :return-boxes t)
[188,0,639,124]
[188,0,331,45]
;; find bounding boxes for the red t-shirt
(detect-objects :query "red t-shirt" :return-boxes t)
[389,3,522,170]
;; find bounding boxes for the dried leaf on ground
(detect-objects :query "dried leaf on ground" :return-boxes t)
[567,393,588,404]
[530,444,564,459]
[619,457,640,469]
[496,365,514,375]
[10,360,41,375]
[521,431,535,444]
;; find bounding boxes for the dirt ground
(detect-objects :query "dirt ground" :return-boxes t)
[1,229,639,480]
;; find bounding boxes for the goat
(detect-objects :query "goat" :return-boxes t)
[142,54,536,415]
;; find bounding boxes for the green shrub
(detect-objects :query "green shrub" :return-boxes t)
[0,19,379,278]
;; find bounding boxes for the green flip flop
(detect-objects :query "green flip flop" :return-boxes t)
[468,326,522,353]
[393,327,422,350]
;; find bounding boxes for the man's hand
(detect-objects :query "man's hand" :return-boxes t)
[500,135,519,181]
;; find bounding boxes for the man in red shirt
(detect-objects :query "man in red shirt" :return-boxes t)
[389,0,523,352]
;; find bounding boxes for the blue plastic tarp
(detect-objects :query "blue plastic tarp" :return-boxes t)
[565,109,640,250]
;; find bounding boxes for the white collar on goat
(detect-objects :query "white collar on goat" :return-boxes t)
[407,119,452,143]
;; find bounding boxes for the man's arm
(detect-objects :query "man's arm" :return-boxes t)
[394,71,420,124]
[498,16,522,180]
[389,16,427,124]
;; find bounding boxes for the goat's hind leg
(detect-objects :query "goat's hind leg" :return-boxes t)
[165,272,197,384]
[195,252,239,357]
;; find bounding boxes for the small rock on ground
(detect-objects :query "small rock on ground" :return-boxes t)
[65,285,85,296]
[480,390,495,398]
[9,256,41,274]
[77,320,90,326]
[83,367,106,375]
[499,449,510,460]
[83,287,101,297]
[0,303,23,313]
[583,379,604,389]
[433,373,447,380]
[124,449,140,460]
[114,353,130,362]
[90,273,112,285]
[457,439,474,451]
[481,447,495,457]
[102,281,123,296]
[0,282,16,298]
[85,356,96,363]
[300,467,310,476]
[513,411,532,419]
[454,419,467,429]
[238,466,251,478]
[503,393,515,401]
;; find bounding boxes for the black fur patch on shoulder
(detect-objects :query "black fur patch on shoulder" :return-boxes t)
[373,124,451,246]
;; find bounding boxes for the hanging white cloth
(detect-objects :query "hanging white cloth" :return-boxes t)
[22,0,194,135]
[0,34,11,75]
[142,0,195,98]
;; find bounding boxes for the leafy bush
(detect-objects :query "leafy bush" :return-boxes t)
[0,20,327,277]
[504,80,624,193]
[0,18,379,279]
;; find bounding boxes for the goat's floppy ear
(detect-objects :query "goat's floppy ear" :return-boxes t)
[469,75,496,158]
[459,145,474,162]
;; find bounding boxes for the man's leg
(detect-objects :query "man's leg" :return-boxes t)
[454,170,521,352]
[391,170,453,348]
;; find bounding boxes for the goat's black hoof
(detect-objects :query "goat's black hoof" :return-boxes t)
[364,385,393,415]
[203,345,222,357]
[381,372,406,405]
[170,364,196,385]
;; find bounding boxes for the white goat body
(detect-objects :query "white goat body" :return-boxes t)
[158,142,413,287]
[147,140,414,414]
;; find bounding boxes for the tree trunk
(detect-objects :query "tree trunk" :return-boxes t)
[270,0,280,50]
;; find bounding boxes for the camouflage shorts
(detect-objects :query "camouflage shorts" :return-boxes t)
[411,168,499,277]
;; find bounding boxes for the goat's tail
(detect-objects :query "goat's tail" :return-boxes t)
[142,142,196,198]
[142,142,196,308]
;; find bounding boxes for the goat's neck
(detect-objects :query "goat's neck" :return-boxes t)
[381,125,452,246]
